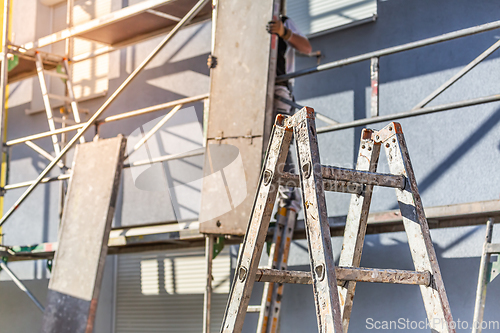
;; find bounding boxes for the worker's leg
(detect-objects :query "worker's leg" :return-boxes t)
[274,85,301,212]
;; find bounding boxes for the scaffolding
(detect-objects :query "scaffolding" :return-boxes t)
[0,0,499,332]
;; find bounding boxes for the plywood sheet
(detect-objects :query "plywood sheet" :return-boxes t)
[206,0,278,139]
[200,0,279,235]
[199,137,263,235]
[41,136,126,333]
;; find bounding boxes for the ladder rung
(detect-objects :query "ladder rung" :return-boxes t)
[246,305,262,313]
[47,94,73,103]
[336,267,431,286]
[486,243,500,254]
[256,268,311,285]
[255,267,431,286]
[322,165,406,189]
[44,70,69,79]
[279,172,362,195]
[52,117,77,125]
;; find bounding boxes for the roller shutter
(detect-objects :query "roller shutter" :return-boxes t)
[115,247,230,333]
[286,0,377,37]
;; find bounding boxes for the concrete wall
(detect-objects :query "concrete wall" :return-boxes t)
[1,0,500,332]
[295,0,500,216]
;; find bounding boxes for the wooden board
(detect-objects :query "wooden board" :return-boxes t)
[77,0,212,45]
[206,0,278,139]
[41,136,126,333]
[199,137,263,235]
[6,55,58,84]
[200,0,279,235]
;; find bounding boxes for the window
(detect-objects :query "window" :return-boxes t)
[286,0,377,37]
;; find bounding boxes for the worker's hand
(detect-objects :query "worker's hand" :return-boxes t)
[266,19,286,38]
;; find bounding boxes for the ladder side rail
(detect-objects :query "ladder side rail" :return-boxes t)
[35,53,61,155]
[337,128,381,332]
[382,122,455,333]
[256,208,287,333]
[63,58,85,143]
[220,116,293,333]
[267,209,297,333]
[290,107,343,333]
[472,218,494,333]
[204,235,214,333]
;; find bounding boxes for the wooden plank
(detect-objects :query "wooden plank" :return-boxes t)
[41,136,126,333]
[200,0,279,235]
[77,0,211,45]
[206,0,277,139]
[382,123,454,332]
[367,199,500,224]
[22,0,211,49]
[5,199,499,262]
[5,55,58,84]
[199,137,263,235]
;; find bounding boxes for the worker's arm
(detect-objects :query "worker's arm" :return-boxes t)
[287,33,312,55]
[267,19,312,55]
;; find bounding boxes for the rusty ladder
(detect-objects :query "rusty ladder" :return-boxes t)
[219,107,455,333]
[472,218,499,333]
[245,206,296,333]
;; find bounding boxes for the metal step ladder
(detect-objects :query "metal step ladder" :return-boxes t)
[245,207,297,333]
[35,51,84,156]
[220,107,455,333]
[472,218,499,333]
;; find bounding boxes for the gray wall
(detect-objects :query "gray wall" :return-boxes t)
[294,0,500,217]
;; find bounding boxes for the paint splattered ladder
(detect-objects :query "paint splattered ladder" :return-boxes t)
[220,107,455,333]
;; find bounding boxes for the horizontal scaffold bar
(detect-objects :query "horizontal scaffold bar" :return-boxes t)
[5,94,209,147]
[4,174,71,191]
[317,93,500,134]
[277,19,500,82]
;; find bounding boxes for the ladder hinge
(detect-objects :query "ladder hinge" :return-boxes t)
[244,130,253,144]
[215,130,223,143]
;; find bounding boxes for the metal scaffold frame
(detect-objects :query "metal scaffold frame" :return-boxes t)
[2,5,500,233]
[0,0,499,332]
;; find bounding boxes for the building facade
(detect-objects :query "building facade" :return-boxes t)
[1,0,499,332]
